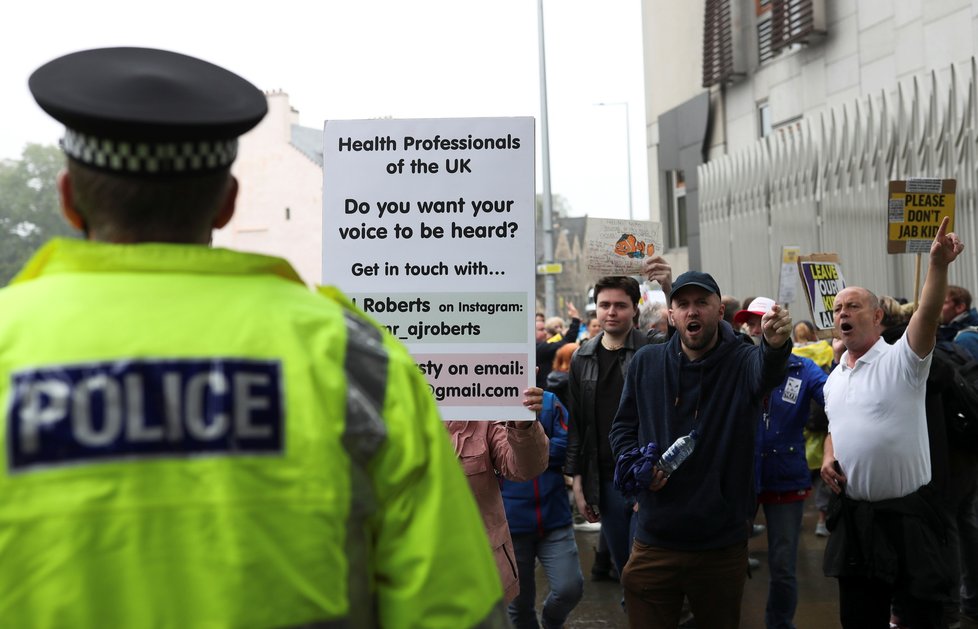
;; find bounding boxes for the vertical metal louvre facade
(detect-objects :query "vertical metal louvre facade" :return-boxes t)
[699,59,978,301]
[702,0,735,88]
[770,0,818,52]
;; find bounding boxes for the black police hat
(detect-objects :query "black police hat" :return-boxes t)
[29,47,268,176]
[670,271,721,303]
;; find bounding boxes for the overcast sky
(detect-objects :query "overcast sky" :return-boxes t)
[3,0,649,220]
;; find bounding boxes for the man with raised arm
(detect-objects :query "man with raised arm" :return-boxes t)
[821,217,965,629]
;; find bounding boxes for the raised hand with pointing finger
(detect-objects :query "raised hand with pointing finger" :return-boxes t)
[929,215,964,267]
[761,304,793,348]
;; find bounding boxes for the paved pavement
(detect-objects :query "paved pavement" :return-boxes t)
[530,498,978,628]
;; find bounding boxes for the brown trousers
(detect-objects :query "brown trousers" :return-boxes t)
[621,539,748,629]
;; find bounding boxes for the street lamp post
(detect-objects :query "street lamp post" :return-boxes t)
[596,101,633,221]
[538,0,556,316]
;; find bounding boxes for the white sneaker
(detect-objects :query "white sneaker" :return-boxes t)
[815,521,829,537]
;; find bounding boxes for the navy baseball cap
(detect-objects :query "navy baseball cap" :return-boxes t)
[670,271,721,303]
[29,47,267,176]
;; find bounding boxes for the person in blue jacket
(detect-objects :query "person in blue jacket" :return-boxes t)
[502,389,584,629]
[734,297,827,629]
[940,285,978,360]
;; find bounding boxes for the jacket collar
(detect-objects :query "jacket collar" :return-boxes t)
[838,336,888,371]
[11,238,306,286]
[578,327,645,357]
[951,308,978,328]
[786,352,805,369]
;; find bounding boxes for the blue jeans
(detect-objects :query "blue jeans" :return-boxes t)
[599,479,633,576]
[508,525,584,629]
[762,500,804,629]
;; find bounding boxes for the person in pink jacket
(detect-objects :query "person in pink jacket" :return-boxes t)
[447,387,550,603]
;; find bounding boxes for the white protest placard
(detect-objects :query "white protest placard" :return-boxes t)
[323,117,535,420]
[585,217,663,276]
[777,245,801,306]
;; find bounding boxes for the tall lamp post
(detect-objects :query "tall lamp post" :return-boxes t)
[538,0,556,316]
[596,101,633,220]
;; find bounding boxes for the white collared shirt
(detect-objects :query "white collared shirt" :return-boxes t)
[824,334,932,501]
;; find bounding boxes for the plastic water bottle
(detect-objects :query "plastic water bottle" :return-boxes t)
[656,430,698,476]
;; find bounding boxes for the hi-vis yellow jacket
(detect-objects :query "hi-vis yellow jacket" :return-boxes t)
[0,239,506,629]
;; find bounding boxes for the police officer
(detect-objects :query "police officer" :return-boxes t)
[0,47,507,628]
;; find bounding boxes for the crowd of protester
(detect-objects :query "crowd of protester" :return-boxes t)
[509,220,973,629]
[7,44,977,629]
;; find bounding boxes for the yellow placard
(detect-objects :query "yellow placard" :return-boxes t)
[887,179,956,254]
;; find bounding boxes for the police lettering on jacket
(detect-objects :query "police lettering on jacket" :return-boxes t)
[7,358,284,471]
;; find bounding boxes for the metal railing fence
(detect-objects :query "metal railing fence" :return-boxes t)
[699,59,978,302]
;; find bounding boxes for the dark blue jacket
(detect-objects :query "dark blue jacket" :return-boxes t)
[754,354,827,494]
[610,320,790,551]
[942,307,978,360]
[938,307,978,343]
[502,392,573,535]
[957,329,978,361]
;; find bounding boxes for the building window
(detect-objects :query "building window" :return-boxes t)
[758,102,773,138]
[666,170,688,249]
